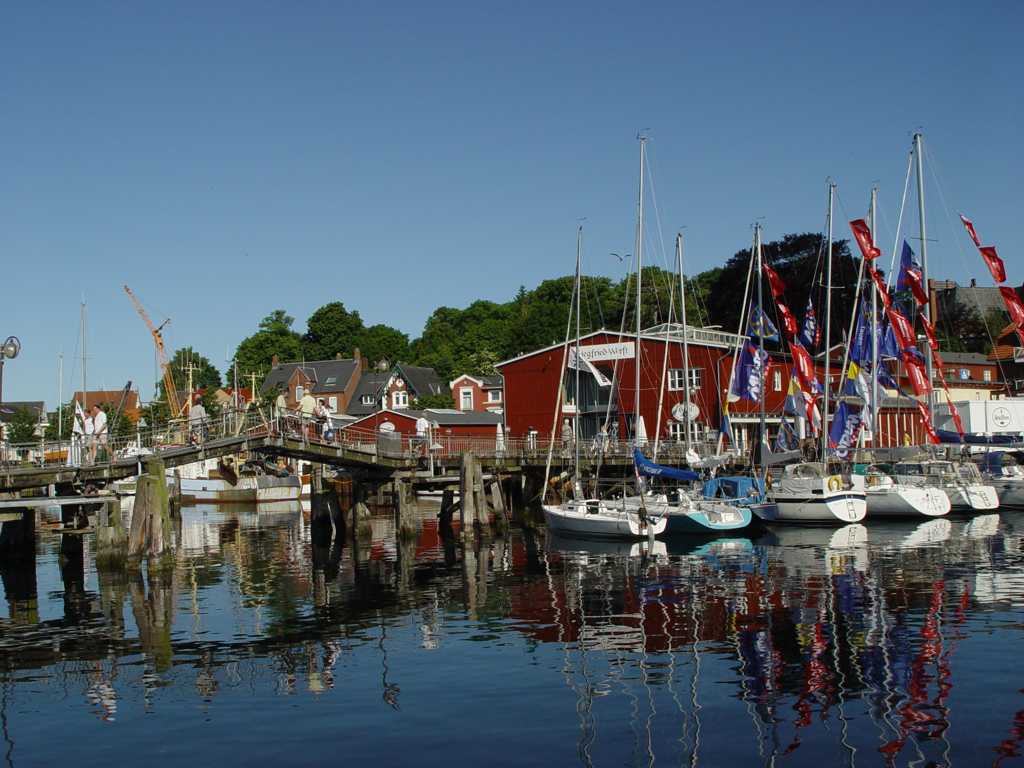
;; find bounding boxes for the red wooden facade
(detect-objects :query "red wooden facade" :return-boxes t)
[496,330,1004,449]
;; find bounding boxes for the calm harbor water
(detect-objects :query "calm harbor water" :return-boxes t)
[2,503,1024,767]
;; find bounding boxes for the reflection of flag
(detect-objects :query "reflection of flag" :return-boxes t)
[799,298,820,350]
[747,303,779,341]
[959,213,981,247]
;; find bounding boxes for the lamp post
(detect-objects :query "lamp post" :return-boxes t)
[0,336,21,405]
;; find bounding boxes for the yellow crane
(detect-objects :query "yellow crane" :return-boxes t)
[123,285,182,418]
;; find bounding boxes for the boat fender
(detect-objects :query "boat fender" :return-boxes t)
[827,475,842,492]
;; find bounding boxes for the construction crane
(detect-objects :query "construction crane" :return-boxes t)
[123,285,182,418]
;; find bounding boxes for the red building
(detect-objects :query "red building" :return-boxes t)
[496,326,1005,450]
[449,374,504,413]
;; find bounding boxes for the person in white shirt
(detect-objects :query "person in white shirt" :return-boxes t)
[89,404,107,463]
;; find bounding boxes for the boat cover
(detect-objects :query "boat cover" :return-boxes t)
[702,476,765,502]
[633,450,700,482]
[936,429,1021,446]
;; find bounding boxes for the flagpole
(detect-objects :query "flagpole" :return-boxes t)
[679,232,693,456]
[869,186,879,447]
[756,223,767,472]
[821,182,835,464]
[913,132,935,424]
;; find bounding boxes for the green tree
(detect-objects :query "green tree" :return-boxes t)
[932,296,989,353]
[302,302,365,360]
[358,324,410,366]
[234,309,303,380]
[6,407,40,443]
[414,392,455,409]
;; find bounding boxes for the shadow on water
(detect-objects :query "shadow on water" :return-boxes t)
[0,500,1023,766]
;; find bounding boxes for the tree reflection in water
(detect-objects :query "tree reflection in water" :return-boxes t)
[0,504,1022,766]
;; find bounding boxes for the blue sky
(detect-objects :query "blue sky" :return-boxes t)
[2,1,1020,405]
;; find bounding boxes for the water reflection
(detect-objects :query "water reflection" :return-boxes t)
[0,503,1022,767]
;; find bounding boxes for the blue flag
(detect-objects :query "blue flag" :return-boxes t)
[896,240,922,293]
[829,401,862,459]
[879,320,901,359]
[849,299,872,365]
[730,342,769,402]
[877,362,900,391]
[746,303,780,342]
[799,298,820,350]
[775,419,798,452]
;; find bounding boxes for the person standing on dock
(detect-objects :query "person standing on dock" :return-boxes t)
[90,404,107,463]
[190,396,208,444]
[298,390,317,439]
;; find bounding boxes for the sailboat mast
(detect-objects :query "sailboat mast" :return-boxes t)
[913,132,934,421]
[869,187,879,444]
[80,301,87,411]
[821,182,835,464]
[574,224,582,484]
[633,136,646,445]
[755,224,766,465]
[57,352,63,442]
[678,232,693,454]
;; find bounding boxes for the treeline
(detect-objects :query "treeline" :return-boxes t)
[223,232,998,385]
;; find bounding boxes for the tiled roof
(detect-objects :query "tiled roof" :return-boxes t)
[72,390,140,412]
[261,359,358,394]
[347,372,389,416]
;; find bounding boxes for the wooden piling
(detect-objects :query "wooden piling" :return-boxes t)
[128,457,172,560]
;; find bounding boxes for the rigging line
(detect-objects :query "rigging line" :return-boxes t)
[886,150,915,290]
[643,143,672,281]
[924,142,1013,391]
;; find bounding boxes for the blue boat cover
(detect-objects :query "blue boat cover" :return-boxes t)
[936,429,1021,446]
[982,451,1011,475]
[702,476,765,502]
[633,449,700,482]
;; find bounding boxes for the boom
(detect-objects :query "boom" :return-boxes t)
[123,285,181,418]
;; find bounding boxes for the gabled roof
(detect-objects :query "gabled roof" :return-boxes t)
[450,373,502,389]
[395,364,444,396]
[261,359,359,394]
[72,390,140,411]
[347,371,390,416]
[341,407,503,432]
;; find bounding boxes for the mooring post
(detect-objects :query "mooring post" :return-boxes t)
[170,469,183,517]
[96,496,128,567]
[460,452,477,537]
[128,457,172,560]
[439,488,455,530]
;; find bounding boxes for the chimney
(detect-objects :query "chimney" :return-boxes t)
[336,352,343,360]
[271,354,279,367]
[354,347,367,371]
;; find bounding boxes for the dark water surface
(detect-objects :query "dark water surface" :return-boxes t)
[2,504,1024,767]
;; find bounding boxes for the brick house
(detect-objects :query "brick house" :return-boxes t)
[449,374,504,413]
[72,390,141,422]
[260,352,365,415]
[348,363,445,416]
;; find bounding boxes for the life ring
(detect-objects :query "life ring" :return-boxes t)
[827,475,842,492]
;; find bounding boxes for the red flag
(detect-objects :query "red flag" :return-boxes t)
[915,400,940,444]
[903,266,929,306]
[999,286,1024,327]
[776,301,798,339]
[762,264,786,299]
[920,315,939,351]
[868,267,893,308]
[980,246,1007,284]
[943,386,966,438]
[960,214,981,247]
[933,349,945,370]
[902,350,932,397]
[886,307,916,351]
[790,341,817,393]
[849,219,881,260]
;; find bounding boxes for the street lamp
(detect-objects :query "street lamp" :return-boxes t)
[0,336,21,404]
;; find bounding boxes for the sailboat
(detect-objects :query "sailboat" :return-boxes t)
[622,230,756,534]
[757,186,866,523]
[540,215,666,540]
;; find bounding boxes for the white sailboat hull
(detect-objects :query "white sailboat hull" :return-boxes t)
[865,486,950,518]
[985,479,1024,508]
[944,484,999,512]
[767,492,867,523]
[542,501,667,540]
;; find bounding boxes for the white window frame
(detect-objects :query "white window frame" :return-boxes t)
[295,385,304,402]
[667,369,685,391]
[460,387,474,410]
[328,396,337,412]
[361,394,375,406]
[487,389,502,403]
[773,370,782,392]
[688,368,702,388]
[983,369,992,382]
[392,390,409,408]
[667,422,686,441]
